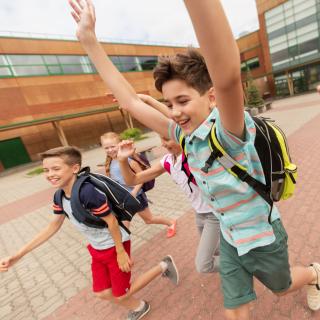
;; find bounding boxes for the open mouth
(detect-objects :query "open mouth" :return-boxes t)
[177,118,190,127]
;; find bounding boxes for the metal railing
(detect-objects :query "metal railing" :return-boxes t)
[0,30,190,48]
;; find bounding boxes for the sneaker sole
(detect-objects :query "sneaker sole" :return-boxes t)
[137,303,151,320]
[165,255,179,285]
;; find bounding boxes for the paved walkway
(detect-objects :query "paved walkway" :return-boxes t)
[1,92,320,320]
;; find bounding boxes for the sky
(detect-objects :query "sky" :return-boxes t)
[0,0,259,46]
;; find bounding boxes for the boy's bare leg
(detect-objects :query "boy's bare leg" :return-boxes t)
[276,266,316,295]
[128,264,163,296]
[95,288,141,310]
[225,303,250,320]
[138,207,174,227]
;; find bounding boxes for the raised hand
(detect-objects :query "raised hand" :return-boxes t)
[117,140,136,161]
[68,0,96,41]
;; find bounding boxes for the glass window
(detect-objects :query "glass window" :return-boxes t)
[294,7,316,20]
[0,55,8,66]
[247,57,260,69]
[270,42,288,53]
[265,5,283,19]
[47,66,62,74]
[269,35,287,46]
[60,65,85,74]
[298,38,319,54]
[118,56,139,72]
[294,1,316,14]
[0,67,12,76]
[271,49,289,63]
[58,55,83,64]
[296,22,318,36]
[7,55,44,65]
[43,55,59,65]
[11,65,48,76]
[297,30,319,43]
[138,56,158,70]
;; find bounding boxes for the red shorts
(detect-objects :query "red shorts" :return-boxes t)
[87,240,131,297]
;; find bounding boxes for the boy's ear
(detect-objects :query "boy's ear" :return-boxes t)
[73,163,81,174]
[208,87,216,106]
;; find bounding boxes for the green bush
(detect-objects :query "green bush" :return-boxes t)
[26,167,44,176]
[245,69,264,108]
[120,128,144,141]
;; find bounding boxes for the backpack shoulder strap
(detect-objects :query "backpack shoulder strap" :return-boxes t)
[205,123,273,208]
[53,189,68,217]
[163,155,171,174]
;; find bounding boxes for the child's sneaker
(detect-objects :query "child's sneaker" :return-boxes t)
[161,255,179,285]
[127,301,150,320]
[307,263,320,311]
[166,220,177,238]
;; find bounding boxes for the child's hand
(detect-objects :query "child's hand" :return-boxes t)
[68,0,96,41]
[0,256,19,272]
[117,140,136,161]
[117,251,133,273]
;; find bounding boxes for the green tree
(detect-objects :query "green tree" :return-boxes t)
[245,69,264,107]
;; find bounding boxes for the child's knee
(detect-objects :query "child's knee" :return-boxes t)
[142,216,153,224]
[94,289,113,300]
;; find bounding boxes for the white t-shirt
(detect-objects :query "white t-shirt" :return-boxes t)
[62,196,130,250]
[160,154,213,214]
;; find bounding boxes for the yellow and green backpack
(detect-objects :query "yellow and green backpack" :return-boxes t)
[179,116,297,220]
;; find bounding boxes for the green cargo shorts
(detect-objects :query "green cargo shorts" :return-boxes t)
[220,219,292,309]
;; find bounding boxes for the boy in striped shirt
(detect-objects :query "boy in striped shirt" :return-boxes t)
[69,0,320,318]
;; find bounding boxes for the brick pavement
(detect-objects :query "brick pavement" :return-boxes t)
[1,92,320,320]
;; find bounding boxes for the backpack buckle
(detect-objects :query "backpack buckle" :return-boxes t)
[201,162,211,173]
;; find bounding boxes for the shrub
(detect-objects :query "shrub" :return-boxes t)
[245,69,264,108]
[120,127,144,141]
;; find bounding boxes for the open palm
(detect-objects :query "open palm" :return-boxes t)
[117,141,136,160]
[68,0,96,40]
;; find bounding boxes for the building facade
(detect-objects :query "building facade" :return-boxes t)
[240,0,320,98]
[0,36,185,171]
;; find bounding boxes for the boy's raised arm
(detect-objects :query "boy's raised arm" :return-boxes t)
[0,215,65,272]
[68,0,170,138]
[184,0,244,138]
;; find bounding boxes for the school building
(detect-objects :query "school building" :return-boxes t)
[240,0,320,98]
[0,0,319,171]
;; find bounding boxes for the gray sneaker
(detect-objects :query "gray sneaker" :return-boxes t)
[127,301,150,320]
[162,255,179,285]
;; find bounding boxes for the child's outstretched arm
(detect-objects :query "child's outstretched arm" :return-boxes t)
[184,0,244,138]
[117,140,165,185]
[0,215,65,272]
[137,94,171,118]
[68,0,170,138]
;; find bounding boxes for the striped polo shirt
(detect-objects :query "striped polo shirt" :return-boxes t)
[169,108,280,256]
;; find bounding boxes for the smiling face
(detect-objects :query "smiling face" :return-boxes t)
[162,79,214,135]
[161,137,182,156]
[101,137,120,159]
[42,156,80,192]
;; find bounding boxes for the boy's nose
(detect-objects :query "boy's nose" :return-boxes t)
[171,109,182,118]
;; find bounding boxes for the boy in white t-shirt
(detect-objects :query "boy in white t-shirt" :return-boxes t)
[118,138,220,273]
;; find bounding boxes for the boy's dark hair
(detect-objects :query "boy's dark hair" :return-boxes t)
[153,47,213,94]
[41,146,82,166]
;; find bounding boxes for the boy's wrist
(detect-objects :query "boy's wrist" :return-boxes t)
[78,31,97,45]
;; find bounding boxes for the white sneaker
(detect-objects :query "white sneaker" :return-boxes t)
[307,263,320,311]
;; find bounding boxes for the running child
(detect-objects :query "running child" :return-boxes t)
[117,136,220,273]
[100,131,177,238]
[0,146,179,320]
[69,0,320,318]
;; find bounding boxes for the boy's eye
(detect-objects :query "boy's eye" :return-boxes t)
[178,100,188,105]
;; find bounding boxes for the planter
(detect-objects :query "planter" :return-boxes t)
[258,105,266,113]
[248,107,259,116]
[265,102,272,110]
